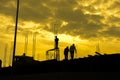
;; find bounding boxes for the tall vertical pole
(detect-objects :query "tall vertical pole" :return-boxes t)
[24,33,28,54]
[96,41,100,53]
[32,33,36,59]
[4,44,8,67]
[12,0,19,67]
[9,42,13,66]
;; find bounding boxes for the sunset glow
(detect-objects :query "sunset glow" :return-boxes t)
[0,0,120,67]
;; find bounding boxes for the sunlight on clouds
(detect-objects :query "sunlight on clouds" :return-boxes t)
[0,14,14,29]
[83,10,90,15]
[19,21,40,29]
[37,29,54,40]
[94,6,99,10]
[73,6,78,11]
[4,1,16,8]
[46,23,51,29]
[76,0,96,7]
[61,21,68,27]
[58,34,88,44]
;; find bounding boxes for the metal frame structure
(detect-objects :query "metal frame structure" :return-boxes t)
[46,23,60,61]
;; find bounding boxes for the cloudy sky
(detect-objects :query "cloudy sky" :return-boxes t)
[0,0,120,67]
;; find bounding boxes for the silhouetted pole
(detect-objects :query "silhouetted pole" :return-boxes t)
[24,33,28,54]
[32,33,36,59]
[96,42,100,53]
[12,0,19,67]
[9,42,13,66]
[4,44,8,67]
[54,23,58,36]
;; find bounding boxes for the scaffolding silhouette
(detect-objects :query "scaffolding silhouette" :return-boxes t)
[46,48,60,60]
[46,23,60,61]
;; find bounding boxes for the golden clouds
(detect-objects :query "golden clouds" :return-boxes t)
[0,14,14,28]
[1,0,118,39]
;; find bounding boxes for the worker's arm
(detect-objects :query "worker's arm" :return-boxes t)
[75,47,77,54]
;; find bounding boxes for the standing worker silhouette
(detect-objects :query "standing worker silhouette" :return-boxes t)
[64,46,69,60]
[55,36,59,49]
[70,44,77,60]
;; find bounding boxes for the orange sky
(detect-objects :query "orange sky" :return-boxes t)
[0,0,120,67]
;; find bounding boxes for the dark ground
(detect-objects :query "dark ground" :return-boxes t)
[1,72,120,80]
[0,54,120,80]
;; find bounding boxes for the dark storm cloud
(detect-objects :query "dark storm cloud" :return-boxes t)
[0,0,53,22]
[108,0,120,9]
[39,0,105,39]
[1,0,120,39]
[101,27,120,38]
[0,0,16,18]
[55,7,104,38]
[108,16,120,24]
[18,0,53,22]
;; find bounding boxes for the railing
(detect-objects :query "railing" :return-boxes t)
[46,48,60,61]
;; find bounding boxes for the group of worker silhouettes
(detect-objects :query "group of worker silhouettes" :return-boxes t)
[55,36,77,60]
[64,44,77,60]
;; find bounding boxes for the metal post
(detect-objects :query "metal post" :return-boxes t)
[12,0,19,67]
[24,33,28,54]
[32,33,36,59]
[4,44,8,67]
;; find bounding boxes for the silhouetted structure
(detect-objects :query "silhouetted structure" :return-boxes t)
[64,46,69,60]
[70,44,77,60]
[46,48,60,60]
[32,33,36,59]
[1,53,120,76]
[9,42,13,66]
[4,44,8,67]
[95,51,102,56]
[46,36,60,61]
[14,54,34,66]
[0,60,2,69]
[96,42,100,53]
[12,0,20,67]
[24,33,28,54]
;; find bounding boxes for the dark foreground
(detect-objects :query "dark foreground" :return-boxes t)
[1,72,119,80]
[0,54,120,79]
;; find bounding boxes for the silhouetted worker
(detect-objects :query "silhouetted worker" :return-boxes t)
[70,44,77,60]
[64,46,69,60]
[55,36,59,49]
